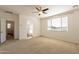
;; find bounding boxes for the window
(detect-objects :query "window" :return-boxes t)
[48,16,68,32]
[7,23,11,29]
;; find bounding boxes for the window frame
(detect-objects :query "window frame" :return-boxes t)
[47,16,68,32]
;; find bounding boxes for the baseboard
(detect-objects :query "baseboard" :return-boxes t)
[0,40,6,45]
[41,35,79,45]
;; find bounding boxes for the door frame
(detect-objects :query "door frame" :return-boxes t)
[6,20,15,40]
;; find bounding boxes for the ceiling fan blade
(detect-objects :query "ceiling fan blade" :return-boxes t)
[39,6,42,11]
[42,8,49,11]
[42,11,47,14]
[72,5,78,8]
[35,7,40,11]
[4,11,13,14]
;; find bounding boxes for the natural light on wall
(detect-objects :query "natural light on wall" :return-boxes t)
[48,16,68,32]
[27,21,33,35]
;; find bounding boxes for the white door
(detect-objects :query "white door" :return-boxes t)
[1,18,6,43]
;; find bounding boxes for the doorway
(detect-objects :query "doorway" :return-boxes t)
[6,21,14,40]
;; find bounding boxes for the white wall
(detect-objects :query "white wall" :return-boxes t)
[0,17,6,43]
[41,10,79,44]
[19,15,27,40]
[19,14,40,40]
[33,17,40,37]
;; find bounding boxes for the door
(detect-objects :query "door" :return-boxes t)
[6,21,14,40]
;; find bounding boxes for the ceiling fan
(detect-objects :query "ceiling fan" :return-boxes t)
[4,11,13,14]
[72,5,78,8]
[33,6,49,15]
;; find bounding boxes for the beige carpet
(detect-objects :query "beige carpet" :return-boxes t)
[0,37,79,54]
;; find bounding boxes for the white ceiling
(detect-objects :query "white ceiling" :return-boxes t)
[0,5,77,18]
